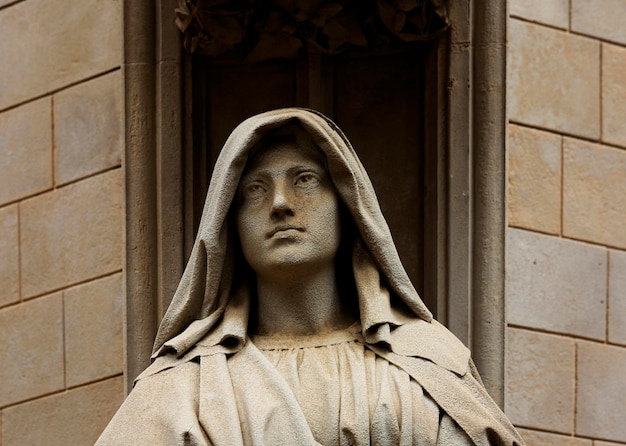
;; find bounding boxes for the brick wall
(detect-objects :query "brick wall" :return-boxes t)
[506,1,626,444]
[0,0,124,444]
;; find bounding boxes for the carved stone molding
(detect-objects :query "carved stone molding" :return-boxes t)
[175,0,448,61]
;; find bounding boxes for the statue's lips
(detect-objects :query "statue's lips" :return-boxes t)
[266,225,305,238]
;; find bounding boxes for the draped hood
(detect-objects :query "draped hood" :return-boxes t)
[152,108,433,362]
[100,108,525,446]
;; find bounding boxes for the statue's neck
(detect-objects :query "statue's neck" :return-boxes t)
[252,264,356,336]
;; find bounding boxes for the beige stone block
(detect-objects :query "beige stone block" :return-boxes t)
[563,139,626,249]
[20,169,122,298]
[572,0,626,46]
[65,274,123,387]
[2,377,124,446]
[506,228,607,339]
[577,341,626,442]
[0,0,121,110]
[508,125,561,234]
[602,44,626,147]
[0,98,52,205]
[595,442,626,446]
[0,205,19,307]
[509,20,600,139]
[0,294,64,406]
[54,71,123,186]
[506,328,575,433]
[609,250,626,345]
[509,0,569,29]
[517,429,592,446]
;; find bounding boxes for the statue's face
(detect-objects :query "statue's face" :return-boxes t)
[236,141,341,280]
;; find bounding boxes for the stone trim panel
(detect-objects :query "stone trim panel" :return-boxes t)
[0,0,121,110]
[20,169,122,299]
[506,228,607,340]
[563,138,626,249]
[0,98,52,206]
[509,20,600,139]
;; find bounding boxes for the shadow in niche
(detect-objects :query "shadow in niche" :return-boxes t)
[187,41,435,313]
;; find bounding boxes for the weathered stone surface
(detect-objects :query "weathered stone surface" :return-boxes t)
[2,377,124,446]
[506,228,607,338]
[0,294,64,407]
[54,71,122,185]
[602,43,626,147]
[509,20,600,139]
[595,441,626,446]
[20,169,122,298]
[563,138,626,249]
[65,274,123,387]
[509,0,569,29]
[608,250,626,345]
[572,0,626,46]
[506,328,575,433]
[0,0,121,110]
[577,341,626,442]
[0,98,52,205]
[508,124,561,234]
[517,429,592,446]
[0,205,19,307]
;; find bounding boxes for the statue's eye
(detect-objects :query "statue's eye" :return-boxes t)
[243,182,266,199]
[294,172,319,188]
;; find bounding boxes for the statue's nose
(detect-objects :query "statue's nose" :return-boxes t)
[270,183,295,219]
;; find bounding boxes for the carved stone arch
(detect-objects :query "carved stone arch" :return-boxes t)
[122,0,507,406]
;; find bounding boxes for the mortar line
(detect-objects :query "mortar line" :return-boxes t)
[0,0,26,12]
[508,120,626,151]
[19,269,123,303]
[0,67,120,115]
[573,342,578,436]
[0,269,125,312]
[599,43,604,143]
[507,224,560,238]
[511,14,626,49]
[506,323,622,345]
[51,96,56,188]
[560,136,564,237]
[0,166,123,215]
[17,202,22,303]
[509,15,568,33]
[568,0,572,31]
[0,374,123,410]
[606,250,610,343]
[507,225,626,251]
[62,291,67,389]
[54,165,122,189]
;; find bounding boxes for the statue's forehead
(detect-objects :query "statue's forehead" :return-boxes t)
[244,142,326,174]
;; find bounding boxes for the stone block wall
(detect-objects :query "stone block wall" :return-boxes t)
[0,0,124,444]
[507,1,626,444]
[1,0,625,444]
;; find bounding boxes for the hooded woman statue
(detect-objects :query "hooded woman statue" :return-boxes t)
[97,108,524,445]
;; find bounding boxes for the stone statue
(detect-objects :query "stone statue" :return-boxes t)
[97,109,524,445]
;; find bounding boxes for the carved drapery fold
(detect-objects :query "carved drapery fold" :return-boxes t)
[175,0,448,61]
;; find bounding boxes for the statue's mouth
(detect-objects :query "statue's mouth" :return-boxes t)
[267,225,305,238]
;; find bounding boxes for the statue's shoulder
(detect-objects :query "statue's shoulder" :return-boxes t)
[135,337,235,383]
[134,354,201,387]
[386,319,471,376]
[96,360,205,445]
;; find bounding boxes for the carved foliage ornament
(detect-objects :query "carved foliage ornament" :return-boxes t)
[175,0,449,62]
